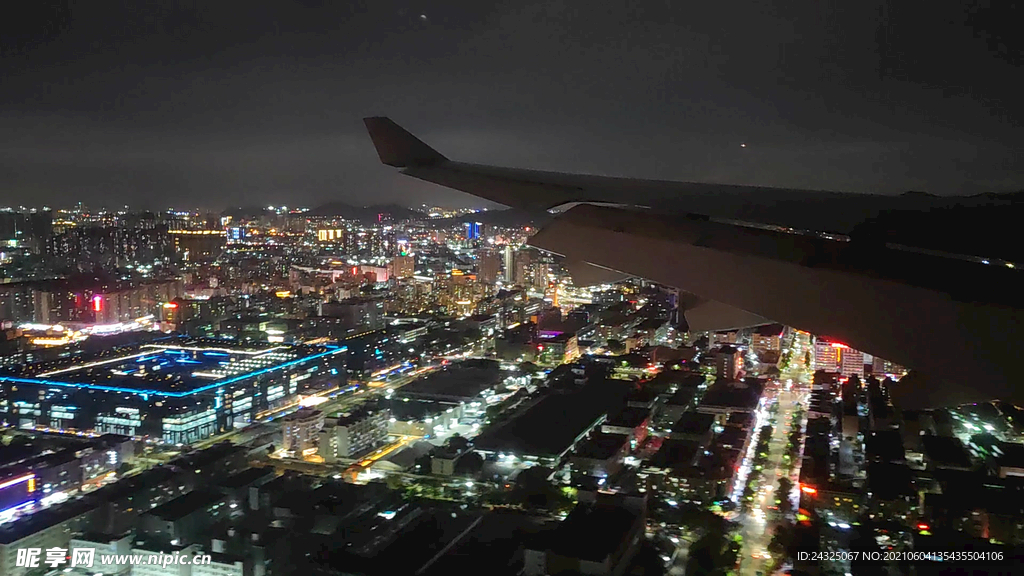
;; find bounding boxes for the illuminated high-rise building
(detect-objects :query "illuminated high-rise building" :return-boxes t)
[814,338,864,377]
[389,255,415,279]
[813,338,840,372]
[477,250,501,284]
[840,347,865,378]
[503,245,515,283]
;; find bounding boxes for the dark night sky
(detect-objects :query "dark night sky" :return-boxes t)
[1,1,1021,210]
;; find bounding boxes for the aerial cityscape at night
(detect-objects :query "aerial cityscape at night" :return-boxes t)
[2,3,1022,576]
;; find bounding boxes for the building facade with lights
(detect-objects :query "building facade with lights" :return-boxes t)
[282,408,325,455]
[0,339,346,445]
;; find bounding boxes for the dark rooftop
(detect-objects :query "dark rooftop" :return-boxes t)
[604,407,651,429]
[85,465,178,504]
[336,405,387,427]
[866,430,906,464]
[397,359,504,401]
[725,411,754,429]
[419,510,548,576]
[867,462,914,500]
[171,442,244,470]
[474,379,629,458]
[144,488,225,522]
[698,380,762,412]
[996,441,1024,469]
[647,439,702,470]
[547,503,642,562]
[217,467,276,490]
[714,427,750,451]
[625,386,658,407]
[666,388,695,407]
[921,435,974,470]
[806,417,832,436]
[572,433,630,461]
[388,397,461,421]
[671,412,715,437]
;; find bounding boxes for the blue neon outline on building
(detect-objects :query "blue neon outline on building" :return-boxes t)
[0,346,347,398]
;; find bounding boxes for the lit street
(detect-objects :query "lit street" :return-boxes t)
[737,331,811,576]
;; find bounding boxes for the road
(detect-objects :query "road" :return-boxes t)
[737,331,811,576]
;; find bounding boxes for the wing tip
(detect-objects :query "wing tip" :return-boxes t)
[363,116,447,168]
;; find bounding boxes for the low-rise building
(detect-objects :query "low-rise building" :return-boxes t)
[0,503,95,576]
[281,408,324,455]
[138,488,230,545]
[601,407,651,448]
[697,379,762,416]
[570,433,631,479]
[713,345,743,381]
[524,496,646,576]
[750,324,784,358]
[319,407,391,461]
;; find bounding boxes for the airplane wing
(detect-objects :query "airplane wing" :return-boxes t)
[364,117,1024,408]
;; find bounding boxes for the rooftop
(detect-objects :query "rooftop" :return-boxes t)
[547,503,643,562]
[725,411,755,429]
[397,359,504,402]
[604,407,651,429]
[0,500,95,545]
[866,430,906,464]
[714,427,751,451]
[666,388,696,407]
[995,441,1024,469]
[671,412,716,437]
[336,406,388,427]
[282,407,324,424]
[698,380,762,412]
[921,435,974,469]
[647,439,702,470]
[144,488,225,522]
[867,462,914,500]
[217,467,277,490]
[572,433,630,461]
[0,339,344,397]
[475,379,629,459]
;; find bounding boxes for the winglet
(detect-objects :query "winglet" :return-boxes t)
[363,117,448,168]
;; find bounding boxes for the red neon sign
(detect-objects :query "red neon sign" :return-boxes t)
[92,295,103,312]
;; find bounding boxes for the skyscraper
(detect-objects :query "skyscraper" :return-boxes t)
[477,250,501,284]
[389,255,415,279]
[503,245,515,283]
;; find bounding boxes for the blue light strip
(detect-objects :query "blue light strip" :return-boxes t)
[0,500,35,517]
[0,346,346,398]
